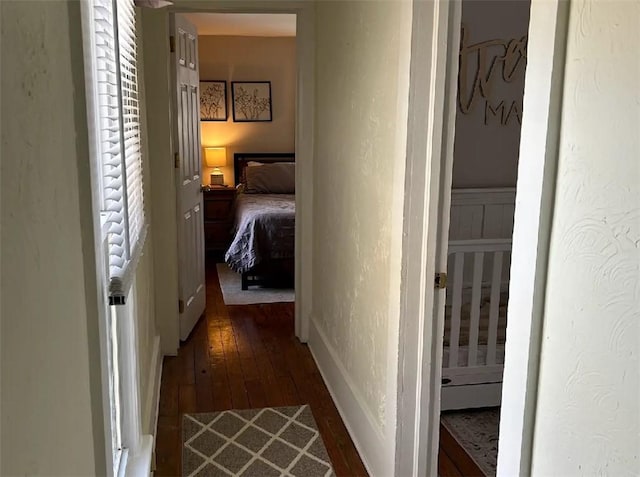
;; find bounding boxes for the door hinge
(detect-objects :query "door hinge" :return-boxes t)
[178,299,185,313]
[169,35,175,53]
[174,152,180,168]
[434,272,447,289]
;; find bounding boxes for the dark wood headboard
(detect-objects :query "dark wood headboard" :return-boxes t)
[233,152,295,185]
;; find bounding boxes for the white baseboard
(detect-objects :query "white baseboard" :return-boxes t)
[441,382,503,411]
[308,319,390,477]
[143,335,163,437]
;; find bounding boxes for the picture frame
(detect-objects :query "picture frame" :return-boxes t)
[231,81,272,122]
[199,81,227,121]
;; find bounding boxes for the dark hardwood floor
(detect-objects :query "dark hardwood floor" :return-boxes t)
[438,423,486,477]
[154,263,482,476]
[154,265,368,476]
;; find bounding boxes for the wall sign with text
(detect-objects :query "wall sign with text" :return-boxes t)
[458,25,528,126]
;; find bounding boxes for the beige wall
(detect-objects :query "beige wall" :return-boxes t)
[134,10,160,431]
[312,1,411,473]
[1,1,105,474]
[452,0,530,188]
[140,8,180,356]
[134,237,157,432]
[530,1,639,473]
[198,35,296,186]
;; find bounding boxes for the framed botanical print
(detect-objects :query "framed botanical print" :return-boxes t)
[231,81,272,122]
[200,81,227,121]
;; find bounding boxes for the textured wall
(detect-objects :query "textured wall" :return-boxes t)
[198,36,296,186]
[452,0,530,188]
[0,1,104,474]
[140,8,180,355]
[134,12,160,432]
[134,237,157,432]
[531,1,640,474]
[312,0,409,431]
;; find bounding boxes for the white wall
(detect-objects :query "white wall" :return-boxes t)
[452,0,530,188]
[530,1,639,474]
[310,1,411,475]
[0,1,105,474]
[198,35,296,186]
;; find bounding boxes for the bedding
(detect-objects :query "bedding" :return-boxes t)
[245,162,295,194]
[225,193,295,273]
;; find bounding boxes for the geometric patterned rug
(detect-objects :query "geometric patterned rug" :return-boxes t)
[441,408,500,477]
[182,405,335,476]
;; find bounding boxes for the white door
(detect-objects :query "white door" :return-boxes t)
[172,14,205,340]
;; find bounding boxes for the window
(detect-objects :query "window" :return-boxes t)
[91,0,146,304]
[81,0,146,474]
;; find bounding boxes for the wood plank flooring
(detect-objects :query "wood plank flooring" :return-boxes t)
[154,266,368,476]
[438,423,486,477]
[154,263,483,476]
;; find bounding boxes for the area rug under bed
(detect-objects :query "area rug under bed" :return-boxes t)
[217,263,294,305]
[182,405,334,477]
[441,408,500,476]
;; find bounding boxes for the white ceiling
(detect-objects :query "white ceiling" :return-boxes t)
[182,13,296,37]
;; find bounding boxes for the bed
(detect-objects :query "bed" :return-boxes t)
[224,153,296,290]
[441,188,515,411]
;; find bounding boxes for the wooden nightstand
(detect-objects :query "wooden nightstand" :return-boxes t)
[203,187,235,259]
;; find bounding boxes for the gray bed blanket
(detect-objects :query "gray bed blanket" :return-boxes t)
[225,193,295,273]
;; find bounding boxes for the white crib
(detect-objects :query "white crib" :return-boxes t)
[441,188,515,411]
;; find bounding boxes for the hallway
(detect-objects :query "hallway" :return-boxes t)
[154,266,368,476]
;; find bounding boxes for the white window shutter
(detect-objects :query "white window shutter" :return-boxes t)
[91,0,146,304]
[117,0,145,261]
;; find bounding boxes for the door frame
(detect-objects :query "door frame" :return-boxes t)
[395,1,461,475]
[168,1,315,343]
[396,0,570,475]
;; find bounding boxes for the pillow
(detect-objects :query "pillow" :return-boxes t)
[245,162,295,194]
[246,161,265,167]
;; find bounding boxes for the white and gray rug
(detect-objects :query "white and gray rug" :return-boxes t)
[441,408,500,476]
[183,405,334,477]
[216,264,294,305]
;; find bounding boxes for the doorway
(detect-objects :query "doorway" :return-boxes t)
[143,3,315,354]
[395,0,568,475]
[177,12,299,340]
[438,1,530,475]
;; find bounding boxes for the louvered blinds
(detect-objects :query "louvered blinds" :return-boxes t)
[91,0,146,303]
[117,0,145,257]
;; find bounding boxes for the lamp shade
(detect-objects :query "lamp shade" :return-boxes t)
[204,147,227,168]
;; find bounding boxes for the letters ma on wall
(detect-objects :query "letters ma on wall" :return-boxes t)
[458,25,528,126]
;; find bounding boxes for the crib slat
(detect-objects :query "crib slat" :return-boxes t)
[449,205,461,240]
[448,252,464,368]
[468,252,484,366]
[487,252,503,365]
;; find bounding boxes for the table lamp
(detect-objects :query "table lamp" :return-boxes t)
[204,147,226,186]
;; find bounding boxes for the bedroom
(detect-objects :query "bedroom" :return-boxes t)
[191,13,298,300]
